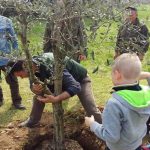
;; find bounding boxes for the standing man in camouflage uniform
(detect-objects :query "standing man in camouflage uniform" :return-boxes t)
[0,15,25,109]
[115,7,149,61]
[43,0,87,63]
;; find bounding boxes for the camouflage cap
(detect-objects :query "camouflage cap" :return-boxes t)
[125,6,137,12]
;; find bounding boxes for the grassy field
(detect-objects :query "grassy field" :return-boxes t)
[0,4,150,126]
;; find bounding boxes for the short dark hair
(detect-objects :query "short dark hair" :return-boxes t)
[125,7,137,12]
[7,60,25,74]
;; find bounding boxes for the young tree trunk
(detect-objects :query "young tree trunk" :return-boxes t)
[52,59,65,149]
[18,14,35,83]
[52,22,65,150]
[52,79,64,150]
[18,14,53,98]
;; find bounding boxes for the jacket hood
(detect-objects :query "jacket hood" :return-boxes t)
[113,86,150,115]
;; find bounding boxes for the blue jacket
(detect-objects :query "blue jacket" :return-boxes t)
[0,15,18,66]
[90,85,150,150]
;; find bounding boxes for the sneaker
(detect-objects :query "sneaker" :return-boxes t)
[0,101,4,107]
[18,118,39,128]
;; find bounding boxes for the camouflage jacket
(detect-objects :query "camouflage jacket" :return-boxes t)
[115,18,149,54]
[33,52,87,83]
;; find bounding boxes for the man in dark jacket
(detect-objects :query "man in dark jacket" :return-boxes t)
[7,52,101,127]
[115,7,149,61]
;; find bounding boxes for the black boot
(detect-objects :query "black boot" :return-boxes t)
[18,118,39,128]
[12,103,26,110]
[0,86,4,107]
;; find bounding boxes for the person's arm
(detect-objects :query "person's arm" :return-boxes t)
[62,69,81,96]
[37,92,70,103]
[31,83,44,95]
[85,99,121,143]
[7,19,18,50]
[139,25,149,53]
[77,18,87,50]
[37,69,81,103]
[115,26,123,51]
[114,26,123,59]
[43,21,53,53]
[139,71,150,80]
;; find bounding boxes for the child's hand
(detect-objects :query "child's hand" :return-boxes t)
[85,115,95,127]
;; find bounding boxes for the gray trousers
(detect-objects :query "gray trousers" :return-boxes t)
[29,76,102,124]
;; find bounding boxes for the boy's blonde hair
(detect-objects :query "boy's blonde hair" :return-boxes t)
[112,53,142,80]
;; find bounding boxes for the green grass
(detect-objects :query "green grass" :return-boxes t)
[0,4,150,126]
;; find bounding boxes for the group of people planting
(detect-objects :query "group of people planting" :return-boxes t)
[1,6,150,150]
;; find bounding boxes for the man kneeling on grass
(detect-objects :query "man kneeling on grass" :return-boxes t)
[7,52,101,127]
[85,53,150,150]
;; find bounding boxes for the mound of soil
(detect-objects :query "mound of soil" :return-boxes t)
[0,107,106,150]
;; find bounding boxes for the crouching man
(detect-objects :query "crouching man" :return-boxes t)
[7,53,101,127]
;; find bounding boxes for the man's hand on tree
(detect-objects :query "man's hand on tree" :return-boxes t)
[37,91,70,103]
[32,83,43,95]
[37,94,59,103]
